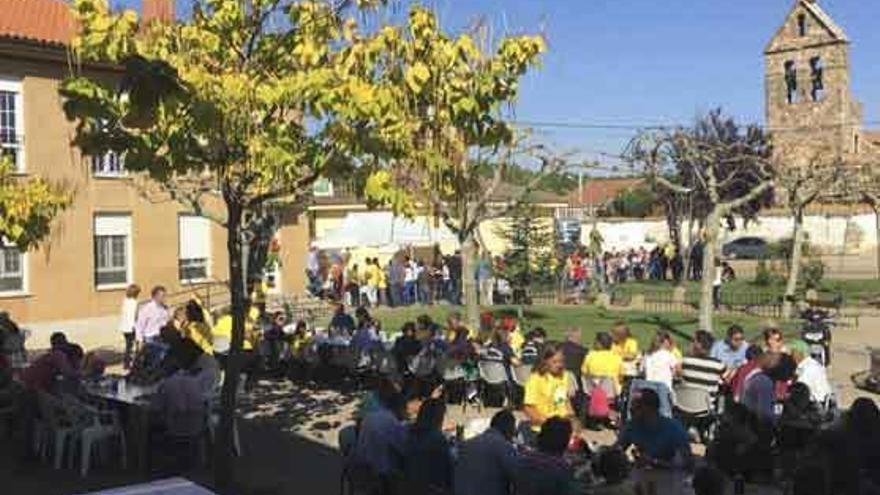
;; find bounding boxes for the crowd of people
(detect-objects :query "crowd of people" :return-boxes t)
[306,246,467,307]
[3,282,880,493]
[0,282,289,470]
[324,308,880,495]
[562,242,736,291]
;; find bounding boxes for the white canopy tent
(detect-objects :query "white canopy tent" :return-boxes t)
[312,211,458,254]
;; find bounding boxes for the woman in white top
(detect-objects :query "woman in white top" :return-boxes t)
[119,284,141,369]
[643,331,681,391]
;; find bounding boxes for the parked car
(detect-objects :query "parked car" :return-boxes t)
[722,237,768,259]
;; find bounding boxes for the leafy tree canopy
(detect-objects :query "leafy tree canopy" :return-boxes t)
[0,157,71,250]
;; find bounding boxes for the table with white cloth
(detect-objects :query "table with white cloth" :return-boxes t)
[76,477,218,494]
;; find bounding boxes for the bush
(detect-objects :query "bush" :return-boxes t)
[754,259,772,286]
[801,258,826,290]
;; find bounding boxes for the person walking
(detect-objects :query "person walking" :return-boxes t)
[119,284,141,369]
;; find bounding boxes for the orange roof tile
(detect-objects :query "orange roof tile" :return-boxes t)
[0,0,76,46]
[568,177,643,206]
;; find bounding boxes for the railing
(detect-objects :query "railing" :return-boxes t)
[608,285,786,319]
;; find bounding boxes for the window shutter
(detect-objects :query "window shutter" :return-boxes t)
[94,214,131,236]
[179,215,211,260]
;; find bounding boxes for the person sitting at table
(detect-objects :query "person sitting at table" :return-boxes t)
[513,417,578,495]
[415,314,441,342]
[329,303,356,336]
[352,376,407,488]
[402,398,453,492]
[643,331,680,392]
[615,389,693,495]
[520,327,547,365]
[484,327,518,369]
[455,409,518,495]
[262,311,287,374]
[789,340,832,405]
[610,322,639,362]
[21,332,79,393]
[711,324,749,371]
[149,347,209,467]
[182,299,213,356]
[581,332,625,396]
[1,311,28,372]
[351,307,381,352]
[392,322,423,373]
[447,326,476,362]
[524,343,576,436]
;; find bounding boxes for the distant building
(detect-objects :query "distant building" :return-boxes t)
[765,0,878,165]
[561,177,642,219]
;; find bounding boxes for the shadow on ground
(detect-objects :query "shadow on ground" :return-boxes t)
[1,378,359,495]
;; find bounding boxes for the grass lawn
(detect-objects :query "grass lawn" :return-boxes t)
[345,304,796,350]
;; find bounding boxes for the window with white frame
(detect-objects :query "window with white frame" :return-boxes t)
[92,151,125,177]
[94,214,131,288]
[0,242,25,293]
[0,79,24,173]
[178,214,211,282]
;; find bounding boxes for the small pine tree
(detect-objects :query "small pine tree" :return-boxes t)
[497,204,556,303]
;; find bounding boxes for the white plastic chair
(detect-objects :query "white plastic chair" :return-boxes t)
[511,364,532,388]
[478,360,510,407]
[35,392,78,470]
[65,397,127,477]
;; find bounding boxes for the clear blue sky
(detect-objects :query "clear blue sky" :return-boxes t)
[125,0,880,165]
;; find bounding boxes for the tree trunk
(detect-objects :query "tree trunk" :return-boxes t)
[699,211,720,333]
[461,235,480,331]
[783,209,805,318]
[214,198,246,491]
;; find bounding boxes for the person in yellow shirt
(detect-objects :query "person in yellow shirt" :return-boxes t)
[182,300,213,355]
[582,332,625,394]
[610,322,639,361]
[523,343,575,432]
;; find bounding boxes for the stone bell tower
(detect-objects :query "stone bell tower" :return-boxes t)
[765,0,863,165]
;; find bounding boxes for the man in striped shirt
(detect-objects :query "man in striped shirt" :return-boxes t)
[681,330,726,395]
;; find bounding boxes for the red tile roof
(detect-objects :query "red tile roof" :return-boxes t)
[0,0,76,47]
[568,177,643,206]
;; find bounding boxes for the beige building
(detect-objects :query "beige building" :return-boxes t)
[0,0,309,342]
[765,0,879,165]
[308,179,570,259]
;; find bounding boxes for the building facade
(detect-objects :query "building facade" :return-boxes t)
[765,0,878,166]
[0,0,308,339]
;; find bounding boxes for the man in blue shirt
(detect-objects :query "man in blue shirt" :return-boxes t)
[617,388,692,468]
[455,410,519,495]
[329,304,356,335]
[710,324,750,369]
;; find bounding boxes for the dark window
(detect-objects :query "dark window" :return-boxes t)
[0,246,23,293]
[798,14,807,36]
[0,90,22,171]
[784,61,798,104]
[95,234,128,286]
[855,134,860,154]
[810,57,825,101]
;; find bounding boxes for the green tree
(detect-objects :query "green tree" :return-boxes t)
[601,184,657,217]
[497,204,556,304]
[359,6,555,328]
[0,157,71,249]
[60,0,390,487]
